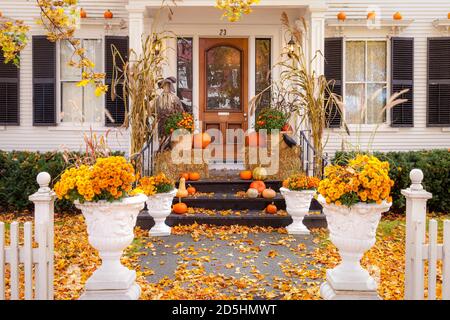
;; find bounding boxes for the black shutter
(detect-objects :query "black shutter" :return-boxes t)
[0,53,20,125]
[324,37,343,128]
[391,37,414,127]
[427,38,450,126]
[32,36,56,126]
[105,36,128,126]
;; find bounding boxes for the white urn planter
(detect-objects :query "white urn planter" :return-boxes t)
[280,187,315,235]
[146,188,177,236]
[75,194,147,300]
[318,195,391,300]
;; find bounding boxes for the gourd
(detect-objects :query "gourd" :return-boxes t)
[173,199,188,214]
[367,11,376,20]
[393,12,402,20]
[266,203,277,214]
[252,166,267,181]
[80,8,87,18]
[239,170,252,180]
[250,181,266,194]
[176,178,188,198]
[337,12,346,21]
[104,9,113,19]
[262,188,276,199]
[246,188,259,198]
[187,184,196,195]
[189,172,200,181]
[193,133,212,149]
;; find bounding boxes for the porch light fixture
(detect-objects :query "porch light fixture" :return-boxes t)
[287,37,296,58]
[216,0,260,22]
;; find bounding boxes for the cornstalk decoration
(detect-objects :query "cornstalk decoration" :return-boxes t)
[111,2,178,169]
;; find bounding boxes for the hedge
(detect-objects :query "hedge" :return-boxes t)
[0,150,123,213]
[332,150,450,213]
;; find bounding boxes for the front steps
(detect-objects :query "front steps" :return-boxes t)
[136,177,326,230]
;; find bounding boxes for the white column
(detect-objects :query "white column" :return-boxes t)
[308,6,326,76]
[248,35,255,130]
[127,6,146,58]
[193,35,200,132]
[401,169,432,300]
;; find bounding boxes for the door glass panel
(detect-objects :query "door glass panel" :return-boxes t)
[206,45,242,110]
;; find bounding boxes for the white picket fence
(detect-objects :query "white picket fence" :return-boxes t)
[403,169,450,300]
[0,172,55,300]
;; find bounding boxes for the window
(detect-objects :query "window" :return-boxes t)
[177,37,193,113]
[60,39,103,123]
[427,38,450,126]
[344,40,387,124]
[255,38,271,116]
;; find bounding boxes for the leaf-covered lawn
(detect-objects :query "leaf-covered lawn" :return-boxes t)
[0,212,448,300]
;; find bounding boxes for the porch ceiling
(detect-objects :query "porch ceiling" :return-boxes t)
[128,0,326,10]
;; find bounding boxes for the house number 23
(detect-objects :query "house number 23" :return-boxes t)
[219,29,227,36]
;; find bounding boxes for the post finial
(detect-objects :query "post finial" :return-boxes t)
[36,172,51,192]
[410,168,423,191]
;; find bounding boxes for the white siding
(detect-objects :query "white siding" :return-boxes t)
[1,0,449,155]
[324,0,450,155]
[0,0,130,153]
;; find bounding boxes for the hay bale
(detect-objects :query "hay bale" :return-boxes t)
[154,150,209,181]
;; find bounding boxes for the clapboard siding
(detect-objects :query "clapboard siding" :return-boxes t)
[0,0,449,155]
[0,0,129,152]
[324,0,450,156]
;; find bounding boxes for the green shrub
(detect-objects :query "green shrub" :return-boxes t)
[0,150,123,213]
[332,150,450,213]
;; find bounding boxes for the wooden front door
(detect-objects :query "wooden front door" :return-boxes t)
[199,38,248,163]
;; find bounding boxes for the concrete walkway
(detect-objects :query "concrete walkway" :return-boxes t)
[137,229,324,299]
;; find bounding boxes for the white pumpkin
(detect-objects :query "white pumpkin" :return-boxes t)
[246,188,259,198]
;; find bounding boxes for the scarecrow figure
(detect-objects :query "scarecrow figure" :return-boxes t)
[154,77,185,151]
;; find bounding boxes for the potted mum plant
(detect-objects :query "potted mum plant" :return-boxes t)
[317,154,394,299]
[280,173,320,235]
[134,173,177,236]
[54,156,147,300]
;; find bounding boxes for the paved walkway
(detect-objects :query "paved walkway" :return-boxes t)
[137,229,324,299]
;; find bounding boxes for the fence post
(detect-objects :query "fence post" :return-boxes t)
[401,169,432,300]
[29,172,56,300]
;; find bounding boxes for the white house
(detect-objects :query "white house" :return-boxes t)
[0,0,449,156]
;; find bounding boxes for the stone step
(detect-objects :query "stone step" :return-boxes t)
[136,210,327,229]
[174,193,287,210]
[178,179,283,193]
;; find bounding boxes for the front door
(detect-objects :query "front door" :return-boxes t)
[199,38,248,163]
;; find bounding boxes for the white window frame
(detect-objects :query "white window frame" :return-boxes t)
[342,37,391,128]
[54,37,106,130]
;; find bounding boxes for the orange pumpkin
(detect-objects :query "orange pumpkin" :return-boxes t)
[367,11,376,20]
[188,172,200,181]
[0,11,2,18]
[393,12,402,20]
[180,172,189,180]
[262,188,276,199]
[448,12,450,19]
[266,203,277,214]
[193,132,212,149]
[80,8,87,19]
[281,123,292,132]
[250,181,266,194]
[173,199,188,214]
[337,12,346,21]
[104,9,113,19]
[246,132,267,147]
[239,170,252,180]
[187,184,196,195]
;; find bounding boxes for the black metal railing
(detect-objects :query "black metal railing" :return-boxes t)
[132,134,155,178]
[298,130,328,177]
